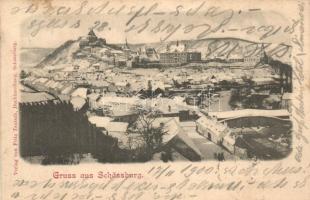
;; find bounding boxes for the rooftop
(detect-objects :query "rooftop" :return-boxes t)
[99,96,139,105]
[209,109,290,119]
[88,116,112,128]
[106,122,129,133]
[196,116,230,137]
[71,88,88,99]
[70,96,86,110]
[20,92,55,103]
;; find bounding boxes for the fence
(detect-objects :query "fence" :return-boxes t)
[19,101,122,163]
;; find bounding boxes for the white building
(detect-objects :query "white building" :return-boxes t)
[71,88,88,99]
[196,115,235,154]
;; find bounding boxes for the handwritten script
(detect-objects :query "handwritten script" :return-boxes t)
[291,0,308,163]
[11,0,299,43]
[10,163,310,200]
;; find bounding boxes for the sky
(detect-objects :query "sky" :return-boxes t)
[19,1,295,48]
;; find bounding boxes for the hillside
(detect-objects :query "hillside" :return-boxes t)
[27,32,290,71]
[124,37,290,61]
[34,30,125,70]
[21,47,54,68]
[35,40,79,68]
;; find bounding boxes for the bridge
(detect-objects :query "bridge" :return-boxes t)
[209,109,290,120]
[208,109,291,128]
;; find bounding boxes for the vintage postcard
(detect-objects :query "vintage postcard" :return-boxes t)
[0,0,310,199]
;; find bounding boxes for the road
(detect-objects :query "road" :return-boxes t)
[208,90,233,112]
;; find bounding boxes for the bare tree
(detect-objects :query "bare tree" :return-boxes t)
[135,109,167,159]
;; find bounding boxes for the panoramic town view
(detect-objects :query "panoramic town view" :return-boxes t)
[20,29,293,164]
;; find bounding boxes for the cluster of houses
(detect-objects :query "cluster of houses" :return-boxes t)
[68,85,249,160]
[21,73,292,161]
[74,30,137,67]
[72,30,271,68]
[196,115,247,158]
[159,42,202,65]
[21,30,283,104]
[19,29,293,162]
[21,76,248,161]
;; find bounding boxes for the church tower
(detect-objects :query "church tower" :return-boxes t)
[87,29,98,43]
[260,43,269,64]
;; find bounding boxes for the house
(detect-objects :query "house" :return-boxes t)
[88,116,131,149]
[87,93,101,110]
[106,122,128,134]
[108,107,139,123]
[196,116,231,145]
[88,116,112,130]
[21,91,56,103]
[159,41,201,64]
[145,47,159,60]
[98,96,139,106]
[96,96,139,121]
[90,81,109,93]
[156,118,202,161]
[61,84,74,95]
[71,87,89,99]
[79,29,106,48]
[107,83,118,92]
[196,116,237,155]
[115,81,130,92]
[105,122,129,148]
[70,96,87,111]
[160,52,201,64]
[222,135,235,153]
[152,148,189,161]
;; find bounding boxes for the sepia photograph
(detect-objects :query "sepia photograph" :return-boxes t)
[20,21,293,164]
[1,0,310,199]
